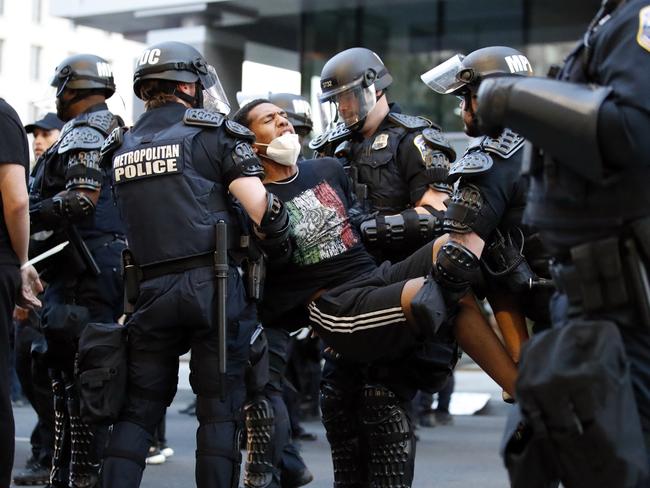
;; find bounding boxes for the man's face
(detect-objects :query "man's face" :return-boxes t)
[248,103,295,153]
[336,90,360,127]
[32,128,60,159]
[460,89,480,137]
[55,89,77,121]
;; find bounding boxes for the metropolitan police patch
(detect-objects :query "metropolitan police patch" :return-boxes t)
[638,6,650,53]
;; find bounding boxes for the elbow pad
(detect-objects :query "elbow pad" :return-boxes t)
[30,192,96,233]
[434,240,483,304]
[360,207,443,249]
[253,192,292,262]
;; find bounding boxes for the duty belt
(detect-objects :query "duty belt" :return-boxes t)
[140,252,216,282]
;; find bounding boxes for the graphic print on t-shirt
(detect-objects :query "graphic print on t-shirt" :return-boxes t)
[286,180,358,266]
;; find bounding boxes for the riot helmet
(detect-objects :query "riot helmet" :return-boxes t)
[50,54,116,98]
[50,54,115,120]
[420,46,533,96]
[319,47,393,131]
[268,93,313,136]
[133,41,230,113]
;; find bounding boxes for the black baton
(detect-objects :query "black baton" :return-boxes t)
[214,221,229,400]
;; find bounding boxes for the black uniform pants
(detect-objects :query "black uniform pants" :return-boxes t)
[41,238,124,486]
[0,264,20,488]
[102,265,256,488]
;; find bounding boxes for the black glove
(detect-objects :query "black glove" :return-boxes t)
[476,77,521,138]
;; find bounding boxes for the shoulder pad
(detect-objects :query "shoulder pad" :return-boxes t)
[183,108,225,128]
[308,122,352,151]
[224,119,255,141]
[447,151,494,183]
[421,127,456,161]
[481,129,525,159]
[388,112,431,130]
[84,110,115,135]
[99,127,127,162]
[58,125,105,154]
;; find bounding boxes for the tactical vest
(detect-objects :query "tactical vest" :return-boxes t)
[30,108,123,238]
[350,113,425,214]
[113,120,232,266]
[524,19,650,252]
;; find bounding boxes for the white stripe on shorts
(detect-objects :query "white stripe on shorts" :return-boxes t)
[308,302,406,333]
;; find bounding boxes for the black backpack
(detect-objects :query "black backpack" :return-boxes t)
[76,322,128,424]
[502,320,649,488]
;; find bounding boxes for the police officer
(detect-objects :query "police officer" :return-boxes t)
[100,41,291,488]
[475,1,650,486]
[313,47,456,262]
[311,48,457,486]
[28,54,125,488]
[421,46,553,362]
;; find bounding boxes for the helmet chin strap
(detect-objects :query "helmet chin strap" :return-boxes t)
[173,84,203,108]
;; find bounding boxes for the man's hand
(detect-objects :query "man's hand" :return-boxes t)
[18,264,43,310]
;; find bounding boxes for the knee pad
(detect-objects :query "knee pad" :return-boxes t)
[243,398,278,488]
[361,384,415,487]
[320,383,364,488]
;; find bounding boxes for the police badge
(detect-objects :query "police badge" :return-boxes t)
[372,133,389,150]
[638,6,650,53]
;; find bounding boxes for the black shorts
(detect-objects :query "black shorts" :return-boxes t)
[309,241,434,362]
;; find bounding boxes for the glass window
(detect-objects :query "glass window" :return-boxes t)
[30,45,42,81]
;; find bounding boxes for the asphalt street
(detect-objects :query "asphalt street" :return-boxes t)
[11,368,513,488]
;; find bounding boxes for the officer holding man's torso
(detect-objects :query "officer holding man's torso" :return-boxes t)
[305,47,459,488]
[477,1,650,487]
[27,54,125,488]
[100,42,292,488]
[312,47,455,263]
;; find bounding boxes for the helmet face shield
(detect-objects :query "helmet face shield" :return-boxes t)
[420,54,466,95]
[200,65,230,114]
[319,77,376,130]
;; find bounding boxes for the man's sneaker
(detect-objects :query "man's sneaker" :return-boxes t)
[145,447,166,465]
[13,462,50,485]
[159,444,174,458]
[434,410,453,426]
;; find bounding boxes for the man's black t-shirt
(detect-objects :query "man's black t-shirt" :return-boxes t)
[0,98,29,266]
[261,157,377,329]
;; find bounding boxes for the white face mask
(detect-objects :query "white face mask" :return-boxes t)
[256,133,301,166]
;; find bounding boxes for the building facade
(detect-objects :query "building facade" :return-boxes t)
[0,0,142,144]
[50,0,600,132]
